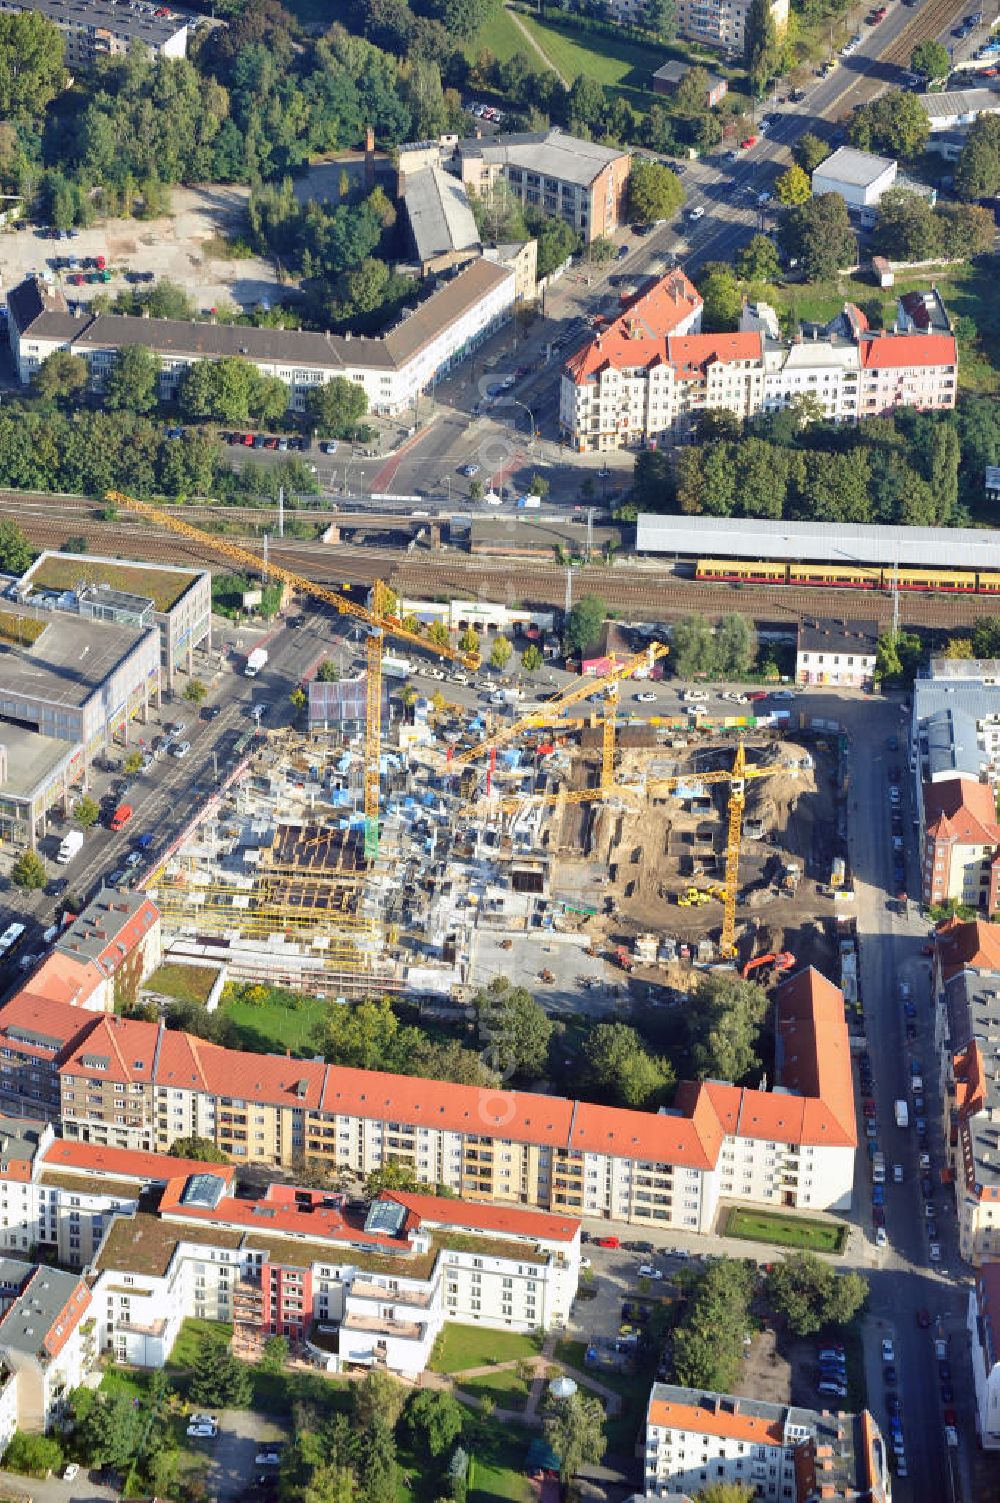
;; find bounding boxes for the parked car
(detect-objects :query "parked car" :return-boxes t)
[638,1264,663,1280]
[881,1338,895,1363]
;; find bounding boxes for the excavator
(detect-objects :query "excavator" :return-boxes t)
[741,951,796,980]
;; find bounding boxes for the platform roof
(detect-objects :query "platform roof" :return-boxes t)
[634,515,1000,570]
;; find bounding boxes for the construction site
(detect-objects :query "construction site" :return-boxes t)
[107,492,857,1016]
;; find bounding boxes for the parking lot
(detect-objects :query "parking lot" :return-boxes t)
[204,1410,288,1503]
[0,186,285,318]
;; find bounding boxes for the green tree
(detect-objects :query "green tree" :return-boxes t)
[259,1335,289,1373]
[189,1335,252,1408]
[0,520,32,575]
[404,1390,463,1457]
[583,1023,675,1109]
[684,973,769,1083]
[872,189,942,260]
[458,627,480,654]
[427,620,450,648]
[911,39,950,80]
[775,164,811,205]
[673,1258,757,1391]
[168,1135,229,1162]
[849,90,930,157]
[735,233,780,282]
[645,0,678,40]
[183,678,208,704]
[123,750,143,775]
[715,612,757,677]
[792,133,829,173]
[474,977,553,1079]
[543,1392,605,1487]
[74,795,99,829]
[32,350,89,405]
[306,377,369,437]
[955,114,1000,201]
[696,262,743,331]
[3,1433,64,1475]
[779,194,856,280]
[671,613,721,676]
[744,0,780,96]
[104,345,161,415]
[937,201,996,258]
[490,635,512,670]
[633,450,674,511]
[876,629,924,687]
[696,1485,755,1503]
[563,595,606,655]
[78,1391,146,1469]
[353,1370,408,1432]
[628,156,685,225]
[521,644,543,671]
[317,659,340,682]
[765,1252,868,1335]
[941,636,974,659]
[11,850,45,890]
[0,12,65,123]
[363,1159,429,1200]
[973,617,1000,658]
[317,996,399,1070]
[529,473,549,499]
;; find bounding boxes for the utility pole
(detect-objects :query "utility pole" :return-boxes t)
[586,506,595,563]
[891,556,900,640]
[278,485,284,539]
[564,566,573,617]
[262,533,269,585]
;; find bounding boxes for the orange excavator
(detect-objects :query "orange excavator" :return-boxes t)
[741,951,795,980]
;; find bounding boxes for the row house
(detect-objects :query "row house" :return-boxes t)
[88,1171,579,1377]
[921,777,1000,916]
[0,966,855,1232]
[561,276,958,452]
[644,1383,891,1501]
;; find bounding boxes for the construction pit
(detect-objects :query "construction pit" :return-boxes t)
[144,711,853,1017]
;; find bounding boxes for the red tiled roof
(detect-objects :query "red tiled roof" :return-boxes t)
[571,1095,722,1169]
[60,1014,160,1084]
[39,1138,236,1187]
[0,994,96,1059]
[385,1191,579,1243]
[937,917,1000,979]
[564,269,702,384]
[319,1065,575,1147]
[667,330,763,378]
[39,1279,91,1360]
[17,953,104,1011]
[859,332,957,369]
[925,776,1000,846]
[776,967,857,1147]
[647,1395,783,1445]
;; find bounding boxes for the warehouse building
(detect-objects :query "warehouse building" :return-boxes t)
[811,146,897,209]
[0,602,159,845]
[17,552,211,695]
[635,514,1000,571]
[7,261,515,418]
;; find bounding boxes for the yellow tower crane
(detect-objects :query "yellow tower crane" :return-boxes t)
[104,491,480,861]
[453,643,669,801]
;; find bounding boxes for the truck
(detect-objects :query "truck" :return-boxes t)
[872,1152,886,1184]
[894,1099,909,1128]
[56,829,84,864]
[382,655,412,680]
[245,647,268,678]
[515,494,541,510]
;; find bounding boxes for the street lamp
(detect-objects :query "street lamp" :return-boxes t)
[507,398,537,448]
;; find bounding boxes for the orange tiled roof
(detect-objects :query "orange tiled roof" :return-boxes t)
[937,917,1000,979]
[39,1138,236,1187]
[384,1191,579,1242]
[860,332,956,369]
[564,269,702,384]
[667,330,763,378]
[0,994,99,1058]
[648,1396,784,1445]
[16,952,104,1011]
[925,777,1000,847]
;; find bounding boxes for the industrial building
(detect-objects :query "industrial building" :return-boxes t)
[811,147,898,209]
[7,260,515,418]
[0,600,160,847]
[452,129,631,244]
[16,551,211,694]
[635,515,1000,571]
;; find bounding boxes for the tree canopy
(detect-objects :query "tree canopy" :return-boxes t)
[765,1253,868,1335]
[583,1022,676,1109]
[564,595,607,655]
[684,973,769,1084]
[629,156,685,224]
[849,90,930,157]
[474,977,553,1080]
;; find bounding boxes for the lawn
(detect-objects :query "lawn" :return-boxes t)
[29,554,194,611]
[464,3,534,64]
[460,1405,533,1503]
[459,1366,532,1412]
[430,1325,544,1375]
[726,1208,848,1253]
[165,1317,232,1371]
[144,963,219,1007]
[218,987,331,1056]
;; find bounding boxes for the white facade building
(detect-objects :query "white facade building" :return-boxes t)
[812,147,898,210]
[970,1263,1000,1447]
[604,0,789,53]
[7,261,515,418]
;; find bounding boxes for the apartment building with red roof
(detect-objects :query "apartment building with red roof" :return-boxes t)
[0,1260,93,1437]
[560,274,957,452]
[921,777,1000,915]
[0,963,854,1234]
[644,1382,891,1501]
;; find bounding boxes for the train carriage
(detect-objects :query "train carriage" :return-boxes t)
[695,559,788,583]
[789,564,882,589]
[893,569,978,592]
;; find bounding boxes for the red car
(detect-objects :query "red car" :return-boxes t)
[747,690,768,702]
[916,1308,931,1328]
[241,432,255,446]
[95,254,106,270]
[596,1236,620,1249]
[71,273,84,286]
[740,135,757,149]
[863,1100,876,1118]
[873,1207,885,1227]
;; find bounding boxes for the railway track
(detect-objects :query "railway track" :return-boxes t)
[9,508,989,630]
[829,0,969,113]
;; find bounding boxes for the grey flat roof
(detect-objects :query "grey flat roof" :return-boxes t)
[56,888,156,966]
[798,617,879,653]
[13,258,512,374]
[3,0,188,43]
[812,146,896,186]
[404,167,480,264]
[635,514,1000,569]
[918,86,1000,119]
[0,724,78,802]
[653,61,688,82]
[0,602,150,710]
[0,1263,86,1358]
[913,676,1000,779]
[459,128,628,187]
